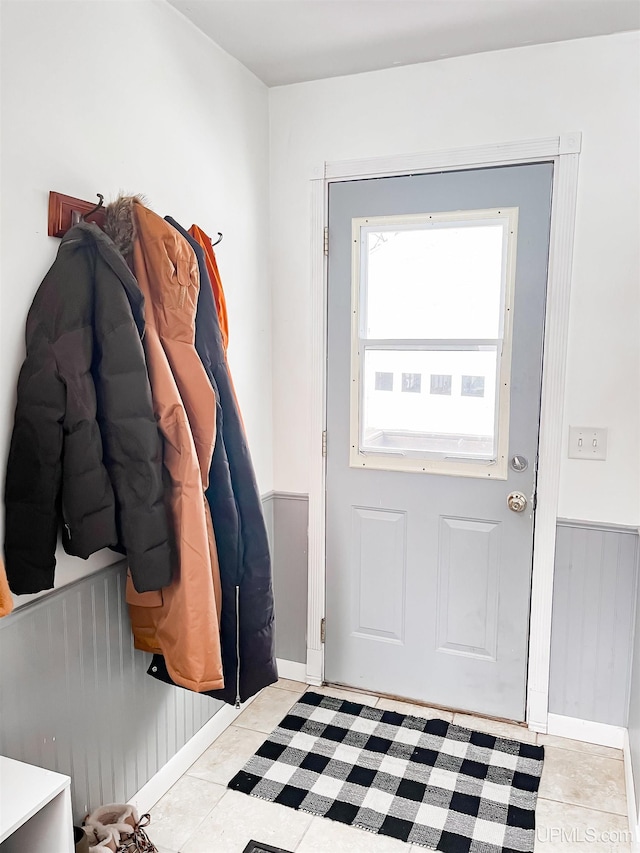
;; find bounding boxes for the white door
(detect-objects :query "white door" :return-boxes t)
[325,163,553,721]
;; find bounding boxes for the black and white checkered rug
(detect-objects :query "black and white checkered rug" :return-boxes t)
[229,691,544,853]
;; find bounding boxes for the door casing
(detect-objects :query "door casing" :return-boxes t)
[305,133,582,734]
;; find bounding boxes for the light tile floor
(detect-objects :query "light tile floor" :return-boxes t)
[148,680,632,853]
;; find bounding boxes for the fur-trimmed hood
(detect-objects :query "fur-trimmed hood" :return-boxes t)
[62,221,146,340]
[104,194,146,257]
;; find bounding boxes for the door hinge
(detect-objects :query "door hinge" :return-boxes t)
[322,430,327,457]
[320,617,326,644]
[323,226,329,256]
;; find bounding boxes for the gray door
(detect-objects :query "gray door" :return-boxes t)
[325,164,553,721]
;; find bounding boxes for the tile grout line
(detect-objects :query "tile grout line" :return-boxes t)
[175,780,226,852]
[538,741,623,760]
[293,813,316,852]
[536,795,629,819]
[273,682,310,695]
[178,787,234,852]
[536,792,628,818]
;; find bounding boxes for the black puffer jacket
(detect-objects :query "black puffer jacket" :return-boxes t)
[4,223,172,595]
[147,217,277,705]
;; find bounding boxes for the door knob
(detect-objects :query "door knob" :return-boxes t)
[507,491,527,512]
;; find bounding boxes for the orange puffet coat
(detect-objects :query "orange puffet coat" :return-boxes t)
[108,198,224,693]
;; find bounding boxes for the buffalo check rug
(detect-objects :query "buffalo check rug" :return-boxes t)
[228,691,545,853]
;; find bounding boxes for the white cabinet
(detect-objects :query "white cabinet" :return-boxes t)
[0,756,73,852]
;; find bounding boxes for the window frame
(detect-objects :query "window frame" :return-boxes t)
[349,208,519,479]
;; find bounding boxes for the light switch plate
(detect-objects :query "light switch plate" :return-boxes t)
[568,426,607,460]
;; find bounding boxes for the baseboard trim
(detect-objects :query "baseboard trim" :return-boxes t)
[547,713,625,749]
[624,729,640,849]
[276,658,308,682]
[129,694,257,813]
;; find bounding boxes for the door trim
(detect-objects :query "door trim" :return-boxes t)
[306,133,582,733]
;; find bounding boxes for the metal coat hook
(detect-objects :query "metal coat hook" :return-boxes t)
[211,232,223,247]
[83,194,105,220]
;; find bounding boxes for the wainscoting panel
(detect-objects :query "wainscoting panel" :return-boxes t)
[268,492,308,665]
[549,521,639,727]
[0,562,221,820]
[629,550,640,818]
[262,491,275,556]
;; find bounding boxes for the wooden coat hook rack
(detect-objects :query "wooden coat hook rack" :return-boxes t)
[48,191,106,238]
[48,191,224,246]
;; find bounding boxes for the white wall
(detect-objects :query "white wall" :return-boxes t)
[269,32,640,526]
[0,0,272,600]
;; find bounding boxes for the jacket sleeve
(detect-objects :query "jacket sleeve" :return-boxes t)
[4,332,65,594]
[94,275,173,594]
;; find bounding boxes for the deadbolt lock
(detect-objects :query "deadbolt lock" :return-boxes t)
[510,455,528,472]
[507,491,528,513]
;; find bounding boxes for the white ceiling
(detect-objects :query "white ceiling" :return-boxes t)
[167,0,640,87]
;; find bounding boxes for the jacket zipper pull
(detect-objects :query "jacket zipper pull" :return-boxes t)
[235,585,241,709]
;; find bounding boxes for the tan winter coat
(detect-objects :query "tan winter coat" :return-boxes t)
[106,197,223,692]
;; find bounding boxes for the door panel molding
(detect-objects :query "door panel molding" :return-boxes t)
[351,506,407,644]
[436,516,500,661]
[307,133,582,730]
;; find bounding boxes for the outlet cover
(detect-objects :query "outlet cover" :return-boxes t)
[568,426,607,460]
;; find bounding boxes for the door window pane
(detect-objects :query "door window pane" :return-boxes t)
[352,208,516,475]
[362,349,498,459]
[364,222,506,339]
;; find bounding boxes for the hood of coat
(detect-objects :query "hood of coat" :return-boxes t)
[103,194,143,258]
[106,196,201,337]
[62,221,146,339]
